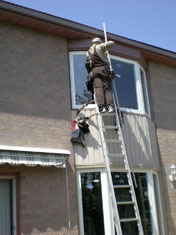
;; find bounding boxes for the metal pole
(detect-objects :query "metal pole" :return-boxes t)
[65,157,71,235]
[103,22,113,71]
[103,22,124,126]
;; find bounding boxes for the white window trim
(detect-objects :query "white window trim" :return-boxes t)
[110,55,148,115]
[138,65,151,117]
[152,173,165,235]
[0,176,17,235]
[147,172,160,235]
[69,52,150,116]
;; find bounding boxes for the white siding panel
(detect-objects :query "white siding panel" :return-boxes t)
[123,113,160,169]
[73,109,160,169]
[73,109,104,167]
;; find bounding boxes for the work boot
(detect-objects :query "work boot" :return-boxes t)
[108,106,114,113]
[99,106,106,113]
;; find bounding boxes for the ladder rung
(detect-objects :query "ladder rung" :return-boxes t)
[114,184,131,189]
[117,201,135,205]
[105,139,121,143]
[120,218,139,223]
[103,125,118,129]
[101,112,116,116]
[108,153,125,158]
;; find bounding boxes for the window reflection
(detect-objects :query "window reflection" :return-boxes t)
[73,55,92,105]
[81,172,105,235]
[112,172,152,235]
[112,59,138,110]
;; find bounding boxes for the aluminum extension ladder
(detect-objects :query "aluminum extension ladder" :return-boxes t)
[95,90,144,235]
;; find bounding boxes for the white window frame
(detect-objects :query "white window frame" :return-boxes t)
[69,52,150,116]
[111,55,146,115]
[152,173,165,235]
[139,65,151,117]
[0,176,17,235]
[77,169,163,235]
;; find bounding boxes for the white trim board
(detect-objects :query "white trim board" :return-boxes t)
[0,145,71,155]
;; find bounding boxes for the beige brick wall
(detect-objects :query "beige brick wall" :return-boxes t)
[0,22,78,235]
[149,61,176,235]
[0,22,72,150]
[0,164,78,235]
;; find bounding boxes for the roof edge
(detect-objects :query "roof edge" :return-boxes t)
[1,0,176,60]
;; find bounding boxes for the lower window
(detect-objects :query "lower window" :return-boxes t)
[81,172,105,235]
[77,170,163,235]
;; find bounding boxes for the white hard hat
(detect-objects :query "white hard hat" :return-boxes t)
[92,37,102,44]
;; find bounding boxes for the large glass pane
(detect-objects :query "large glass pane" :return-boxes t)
[134,173,152,235]
[81,172,105,235]
[73,54,92,105]
[111,59,138,110]
[112,172,153,235]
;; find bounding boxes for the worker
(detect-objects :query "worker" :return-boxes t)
[86,37,115,113]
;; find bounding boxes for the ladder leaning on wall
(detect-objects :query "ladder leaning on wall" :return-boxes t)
[95,23,144,235]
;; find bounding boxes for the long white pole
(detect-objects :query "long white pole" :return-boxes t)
[103,22,124,126]
[103,22,113,71]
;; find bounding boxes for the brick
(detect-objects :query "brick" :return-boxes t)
[149,61,176,234]
[0,22,78,235]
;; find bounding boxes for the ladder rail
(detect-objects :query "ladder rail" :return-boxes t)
[96,105,123,235]
[113,100,144,235]
[112,85,138,188]
[95,22,144,235]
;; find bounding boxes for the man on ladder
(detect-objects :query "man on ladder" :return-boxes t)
[84,23,144,235]
[86,37,115,113]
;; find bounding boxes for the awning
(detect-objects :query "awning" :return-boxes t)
[0,147,70,168]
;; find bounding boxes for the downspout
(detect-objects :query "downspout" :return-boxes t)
[65,156,71,234]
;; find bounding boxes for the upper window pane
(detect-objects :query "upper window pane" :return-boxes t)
[73,54,92,105]
[112,59,138,110]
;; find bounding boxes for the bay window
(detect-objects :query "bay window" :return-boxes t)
[69,52,150,115]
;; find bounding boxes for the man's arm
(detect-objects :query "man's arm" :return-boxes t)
[99,41,115,50]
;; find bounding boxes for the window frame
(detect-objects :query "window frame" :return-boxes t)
[69,51,150,116]
[69,51,95,109]
[0,176,17,235]
[76,169,114,235]
[77,169,163,235]
[139,65,151,117]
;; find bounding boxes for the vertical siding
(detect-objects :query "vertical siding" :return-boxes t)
[122,113,160,169]
[73,109,160,169]
[73,109,104,167]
